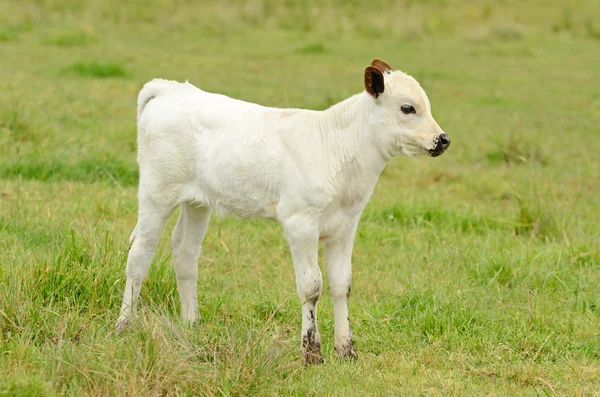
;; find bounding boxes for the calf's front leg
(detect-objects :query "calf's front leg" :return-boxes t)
[284,215,323,364]
[324,219,359,359]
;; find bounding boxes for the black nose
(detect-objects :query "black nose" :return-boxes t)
[439,134,451,147]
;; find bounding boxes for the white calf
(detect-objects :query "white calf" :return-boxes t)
[117,59,450,364]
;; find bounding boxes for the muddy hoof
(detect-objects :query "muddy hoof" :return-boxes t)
[303,350,324,365]
[339,349,358,361]
[302,328,323,365]
[336,341,358,361]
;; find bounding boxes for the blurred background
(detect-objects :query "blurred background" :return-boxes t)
[1,1,599,395]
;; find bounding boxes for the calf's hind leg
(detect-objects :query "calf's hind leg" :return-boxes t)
[117,198,173,331]
[171,202,211,325]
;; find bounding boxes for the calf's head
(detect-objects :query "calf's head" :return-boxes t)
[364,58,450,158]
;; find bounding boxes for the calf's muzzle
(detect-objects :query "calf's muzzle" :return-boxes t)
[429,133,451,157]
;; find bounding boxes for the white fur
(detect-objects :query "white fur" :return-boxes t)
[116,67,448,361]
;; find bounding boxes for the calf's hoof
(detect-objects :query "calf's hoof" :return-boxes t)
[335,340,358,361]
[115,317,129,334]
[302,330,323,365]
[181,313,200,328]
[303,349,324,365]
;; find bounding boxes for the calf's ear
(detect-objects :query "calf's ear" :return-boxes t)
[364,66,385,98]
[370,58,392,73]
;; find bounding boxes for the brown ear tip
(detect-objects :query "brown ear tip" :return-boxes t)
[370,58,392,73]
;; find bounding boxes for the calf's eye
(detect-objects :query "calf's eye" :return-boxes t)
[401,104,416,114]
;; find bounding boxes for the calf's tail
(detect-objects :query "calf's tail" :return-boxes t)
[136,78,179,122]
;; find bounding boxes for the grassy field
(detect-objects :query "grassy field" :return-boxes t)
[1,0,600,395]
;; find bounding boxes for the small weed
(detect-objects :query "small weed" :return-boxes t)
[514,196,560,240]
[470,259,521,288]
[551,8,573,33]
[44,30,96,47]
[584,18,600,40]
[486,135,548,166]
[0,105,38,143]
[0,22,33,42]
[65,61,130,78]
[296,43,329,54]
[0,31,15,42]
[491,22,524,41]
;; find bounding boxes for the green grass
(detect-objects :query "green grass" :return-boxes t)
[1,0,600,395]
